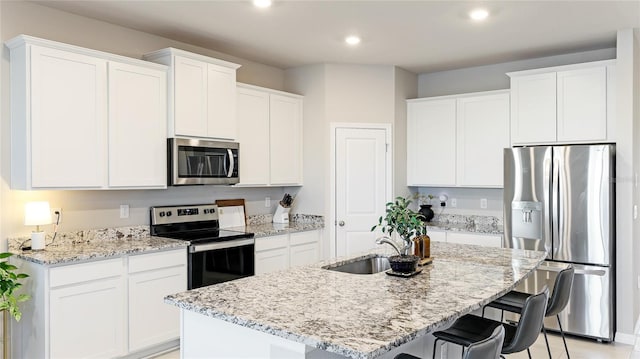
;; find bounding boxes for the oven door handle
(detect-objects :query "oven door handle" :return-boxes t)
[190,238,254,253]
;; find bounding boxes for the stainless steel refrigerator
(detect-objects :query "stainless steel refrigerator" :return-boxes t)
[503,144,615,342]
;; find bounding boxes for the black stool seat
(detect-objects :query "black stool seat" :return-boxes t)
[433,315,516,351]
[486,290,529,314]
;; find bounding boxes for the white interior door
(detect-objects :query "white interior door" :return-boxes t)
[335,127,388,257]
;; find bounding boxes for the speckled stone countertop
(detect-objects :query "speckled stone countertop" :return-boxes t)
[426,213,504,235]
[229,213,324,238]
[165,242,546,359]
[8,226,187,266]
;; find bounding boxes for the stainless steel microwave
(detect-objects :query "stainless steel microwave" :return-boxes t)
[168,138,239,185]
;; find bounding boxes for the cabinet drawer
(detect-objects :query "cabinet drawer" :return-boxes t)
[255,234,288,252]
[289,231,319,246]
[50,257,124,288]
[128,249,187,274]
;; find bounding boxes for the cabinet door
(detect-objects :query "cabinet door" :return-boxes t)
[129,266,186,351]
[108,62,167,188]
[236,87,270,185]
[50,277,125,358]
[446,232,502,248]
[428,230,447,242]
[557,66,607,142]
[30,45,107,188]
[510,73,556,144]
[457,93,510,187]
[174,55,207,137]
[207,64,237,140]
[407,99,456,186]
[269,94,303,185]
[289,231,320,267]
[255,235,289,274]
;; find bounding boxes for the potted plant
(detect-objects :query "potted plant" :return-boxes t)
[413,193,435,222]
[371,196,427,273]
[0,252,30,321]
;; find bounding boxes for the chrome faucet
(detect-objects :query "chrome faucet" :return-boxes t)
[375,237,410,255]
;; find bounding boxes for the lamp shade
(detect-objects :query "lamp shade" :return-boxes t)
[24,201,52,227]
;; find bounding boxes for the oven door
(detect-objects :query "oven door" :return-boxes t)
[169,138,239,185]
[188,238,254,289]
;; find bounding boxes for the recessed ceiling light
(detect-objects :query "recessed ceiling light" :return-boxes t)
[469,8,489,21]
[253,0,272,8]
[345,36,361,46]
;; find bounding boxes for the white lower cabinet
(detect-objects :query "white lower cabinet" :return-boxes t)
[128,250,186,353]
[427,230,447,243]
[11,248,186,359]
[428,229,502,248]
[50,261,126,359]
[255,230,322,275]
[255,234,289,275]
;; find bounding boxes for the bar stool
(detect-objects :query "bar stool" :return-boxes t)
[394,325,505,359]
[430,288,548,359]
[483,265,574,358]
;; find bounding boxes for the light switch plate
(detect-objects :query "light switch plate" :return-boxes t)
[451,199,457,208]
[480,198,488,209]
[120,205,130,219]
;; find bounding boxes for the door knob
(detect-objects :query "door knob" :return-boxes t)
[338,220,345,227]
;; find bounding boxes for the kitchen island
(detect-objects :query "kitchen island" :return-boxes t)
[166,242,546,359]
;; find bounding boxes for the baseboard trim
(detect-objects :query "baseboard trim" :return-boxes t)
[616,331,636,345]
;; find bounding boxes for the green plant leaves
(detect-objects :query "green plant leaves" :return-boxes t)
[370,196,427,246]
[0,252,30,322]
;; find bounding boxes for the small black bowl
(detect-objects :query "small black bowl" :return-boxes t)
[388,255,420,273]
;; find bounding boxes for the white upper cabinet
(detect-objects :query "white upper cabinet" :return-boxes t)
[456,92,510,187]
[269,94,303,185]
[556,66,607,142]
[27,45,108,188]
[6,35,168,190]
[144,48,241,140]
[236,83,303,187]
[237,86,270,185]
[510,72,556,144]
[108,62,167,188]
[508,60,615,145]
[407,90,509,188]
[407,98,457,186]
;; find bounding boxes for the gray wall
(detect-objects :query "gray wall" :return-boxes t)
[0,1,289,241]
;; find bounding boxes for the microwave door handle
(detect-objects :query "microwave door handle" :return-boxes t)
[227,149,235,178]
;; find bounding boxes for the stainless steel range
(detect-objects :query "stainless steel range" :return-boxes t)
[150,204,254,289]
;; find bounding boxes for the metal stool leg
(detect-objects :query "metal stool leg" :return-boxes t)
[557,315,570,359]
[432,338,439,359]
[542,325,552,359]
[527,348,532,359]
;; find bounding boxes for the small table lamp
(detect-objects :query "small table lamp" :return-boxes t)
[24,201,52,251]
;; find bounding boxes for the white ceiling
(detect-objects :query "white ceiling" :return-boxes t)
[34,0,640,74]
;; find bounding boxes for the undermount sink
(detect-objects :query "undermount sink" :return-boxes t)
[323,255,390,274]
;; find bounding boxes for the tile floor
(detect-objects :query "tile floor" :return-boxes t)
[152,333,634,358]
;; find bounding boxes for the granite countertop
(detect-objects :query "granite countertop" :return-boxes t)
[426,221,503,235]
[228,214,325,238]
[8,226,188,266]
[165,242,546,359]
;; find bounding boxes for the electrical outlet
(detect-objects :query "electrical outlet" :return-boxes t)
[120,205,130,219]
[451,199,457,208]
[480,198,488,209]
[265,197,271,208]
[51,208,62,224]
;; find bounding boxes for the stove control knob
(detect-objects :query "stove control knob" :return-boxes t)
[159,211,165,217]
[166,211,172,217]
[203,209,209,214]
[210,207,216,213]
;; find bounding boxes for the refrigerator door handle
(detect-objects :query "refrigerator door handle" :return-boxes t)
[551,147,561,260]
[574,268,607,276]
